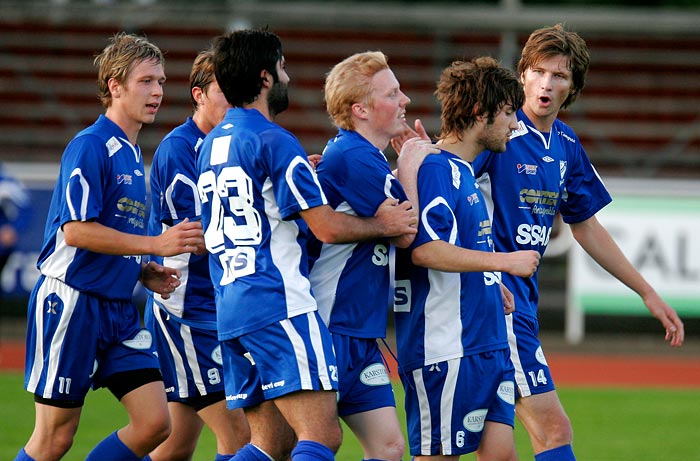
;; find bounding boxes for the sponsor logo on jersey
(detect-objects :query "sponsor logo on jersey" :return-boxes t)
[463,408,488,432]
[497,380,515,405]
[116,174,133,185]
[372,244,389,266]
[558,130,576,144]
[134,169,143,177]
[515,223,552,247]
[467,192,480,206]
[510,120,528,139]
[360,363,391,386]
[477,219,492,238]
[517,163,538,175]
[519,189,559,206]
[106,136,122,157]
[123,329,153,350]
[542,156,554,163]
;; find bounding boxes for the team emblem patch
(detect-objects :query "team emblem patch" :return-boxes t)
[106,136,122,157]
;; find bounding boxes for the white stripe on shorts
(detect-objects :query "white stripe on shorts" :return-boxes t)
[413,368,432,455]
[27,278,79,398]
[281,317,313,389]
[440,360,459,456]
[154,305,190,398]
[307,312,332,390]
[506,314,531,397]
[180,323,207,396]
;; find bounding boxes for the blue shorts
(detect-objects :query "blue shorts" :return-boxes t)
[333,334,395,417]
[506,312,556,397]
[402,349,515,457]
[144,298,224,403]
[24,275,159,402]
[221,311,338,410]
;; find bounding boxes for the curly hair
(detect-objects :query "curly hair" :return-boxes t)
[435,56,524,141]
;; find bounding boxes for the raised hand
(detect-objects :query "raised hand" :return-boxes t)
[391,118,430,154]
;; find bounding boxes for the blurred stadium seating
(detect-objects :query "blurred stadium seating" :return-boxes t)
[1,1,699,179]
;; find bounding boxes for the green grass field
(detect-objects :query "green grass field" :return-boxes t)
[1,371,698,461]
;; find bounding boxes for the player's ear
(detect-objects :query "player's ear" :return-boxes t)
[351,102,369,120]
[108,78,121,98]
[192,86,204,106]
[260,69,273,88]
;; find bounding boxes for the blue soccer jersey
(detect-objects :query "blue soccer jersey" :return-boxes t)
[394,151,507,372]
[147,117,215,329]
[196,108,328,340]
[37,115,148,300]
[472,109,612,319]
[309,129,409,339]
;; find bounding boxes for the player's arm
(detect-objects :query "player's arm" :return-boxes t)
[411,239,540,278]
[62,218,204,257]
[300,198,417,244]
[570,215,684,347]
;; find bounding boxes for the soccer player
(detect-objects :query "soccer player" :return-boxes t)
[196,29,418,461]
[15,33,205,461]
[308,51,438,461]
[393,57,541,461]
[0,163,32,284]
[470,24,685,461]
[144,49,251,461]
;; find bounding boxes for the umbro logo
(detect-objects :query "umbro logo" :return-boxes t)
[542,156,554,163]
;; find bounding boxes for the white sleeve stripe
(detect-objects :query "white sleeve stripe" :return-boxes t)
[165,173,202,220]
[66,168,89,221]
[422,197,458,244]
[285,157,327,210]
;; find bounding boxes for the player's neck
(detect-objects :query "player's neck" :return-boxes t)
[104,108,141,145]
[522,106,558,134]
[436,136,478,162]
[244,95,274,122]
[354,124,389,151]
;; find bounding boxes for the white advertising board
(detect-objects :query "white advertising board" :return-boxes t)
[566,177,700,343]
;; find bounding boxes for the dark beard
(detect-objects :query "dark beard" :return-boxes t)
[267,81,289,117]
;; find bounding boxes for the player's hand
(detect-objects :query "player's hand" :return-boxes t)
[391,118,430,155]
[374,198,418,237]
[140,261,181,299]
[307,154,322,170]
[506,250,541,277]
[644,292,685,347]
[501,283,515,314]
[396,135,440,175]
[155,218,204,257]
